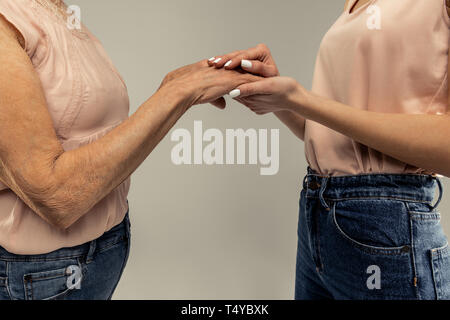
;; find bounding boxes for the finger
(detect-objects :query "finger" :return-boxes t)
[207,50,243,68]
[212,45,266,70]
[229,79,273,99]
[207,56,219,66]
[223,44,270,70]
[240,60,278,77]
[243,104,270,116]
[210,97,226,109]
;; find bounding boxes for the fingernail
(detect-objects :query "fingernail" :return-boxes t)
[214,58,222,64]
[208,57,216,61]
[224,60,232,67]
[241,60,252,68]
[229,89,241,98]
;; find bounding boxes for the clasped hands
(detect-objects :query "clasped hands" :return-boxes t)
[159,44,309,115]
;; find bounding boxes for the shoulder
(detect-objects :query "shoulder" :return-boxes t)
[0,14,25,48]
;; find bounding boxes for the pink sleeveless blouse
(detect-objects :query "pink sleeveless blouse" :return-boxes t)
[0,0,131,254]
[304,0,449,177]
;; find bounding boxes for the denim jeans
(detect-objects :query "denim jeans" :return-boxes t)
[0,211,131,300]
[295,167,450,300]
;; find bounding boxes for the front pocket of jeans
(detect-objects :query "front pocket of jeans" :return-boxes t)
[23,262,83,300]
[431,243,450,300]
[331,200,411,255]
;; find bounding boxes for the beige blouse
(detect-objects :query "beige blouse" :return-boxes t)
[304,0,449,177]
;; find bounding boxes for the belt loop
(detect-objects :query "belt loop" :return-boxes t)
[86,239,97,264]
[319,176,331,211]
[303,174,308,190]
[430,176,443,211]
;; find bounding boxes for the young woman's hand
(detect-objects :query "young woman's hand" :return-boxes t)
[230,76,308,115]
[208,44,298,115]
[159,60,261,111]
[208,43,279,78]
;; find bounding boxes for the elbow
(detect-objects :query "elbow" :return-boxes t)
[30,200,78,230]
[36,192,89,230]
[11,157,89,230]
[40,206,81,230]
[26,181,87,230]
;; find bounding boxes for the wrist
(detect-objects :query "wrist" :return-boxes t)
[156,83,195,114]
[285,81,310,113]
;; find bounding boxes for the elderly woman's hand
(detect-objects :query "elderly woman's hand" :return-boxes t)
[159,59,262,111]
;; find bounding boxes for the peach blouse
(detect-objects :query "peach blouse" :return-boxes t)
[0,0,130,254]
[304,0,449,176]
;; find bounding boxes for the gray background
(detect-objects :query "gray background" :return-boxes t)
[70,0,449,299]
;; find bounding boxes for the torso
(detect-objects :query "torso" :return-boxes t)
[304,0,450,177]
[0,0,131,254]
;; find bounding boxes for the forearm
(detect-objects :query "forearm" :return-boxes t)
[274,111,306,141]
[290,87,450,176]
[46,87,189,228]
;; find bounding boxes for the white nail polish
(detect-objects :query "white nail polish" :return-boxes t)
[214,58,222,64]
[209,57,216,61]
[224,60,232,67]
[241,60,252,68]
[229,89,241,98]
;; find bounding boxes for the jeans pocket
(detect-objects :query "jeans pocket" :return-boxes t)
[331,199,411,255]
[23,260,83,300]
[0,277,11,300]
[431,243,450,300]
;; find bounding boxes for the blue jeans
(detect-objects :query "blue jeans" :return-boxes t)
[0,211,131,300]
[295,167,450,300]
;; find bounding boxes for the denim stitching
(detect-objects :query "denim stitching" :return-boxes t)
[23,274,32,300]
[430,243,449,300]
[42,288,72,301]
[107,231,131,300]
[405,201,421,299]
[23,271,67,282]
[431,250,442,299]
[5,262,13,300]
[306,171,435,179]
[409,213,441,221]
[331,202,410,256]
[306,195,431,204]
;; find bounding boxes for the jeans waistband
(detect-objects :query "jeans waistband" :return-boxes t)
[302,167,443,211]
[0,211,130,261]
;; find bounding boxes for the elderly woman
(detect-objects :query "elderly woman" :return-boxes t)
[212,0,450,299]
[0,0,258,300]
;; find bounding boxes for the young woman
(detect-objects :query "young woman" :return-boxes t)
[0,0,259,300]
[211,0,450,299]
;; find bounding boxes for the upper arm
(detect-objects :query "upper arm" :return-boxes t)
[447,1,450,106]
[0,16,63,214]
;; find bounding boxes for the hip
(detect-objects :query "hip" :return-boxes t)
[297,167,450,299]
[0,212,131,300]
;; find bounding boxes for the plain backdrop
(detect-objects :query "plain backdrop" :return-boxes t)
[68,0,450,299]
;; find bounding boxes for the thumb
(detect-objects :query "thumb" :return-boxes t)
[210,97,226,109]
[229,79,272,99]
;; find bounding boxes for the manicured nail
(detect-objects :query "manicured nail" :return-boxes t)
[241,60,252,68]
[214,58,222,64]
[229,89,241,98]
[224,60,232,67]
[208,57,216,61]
